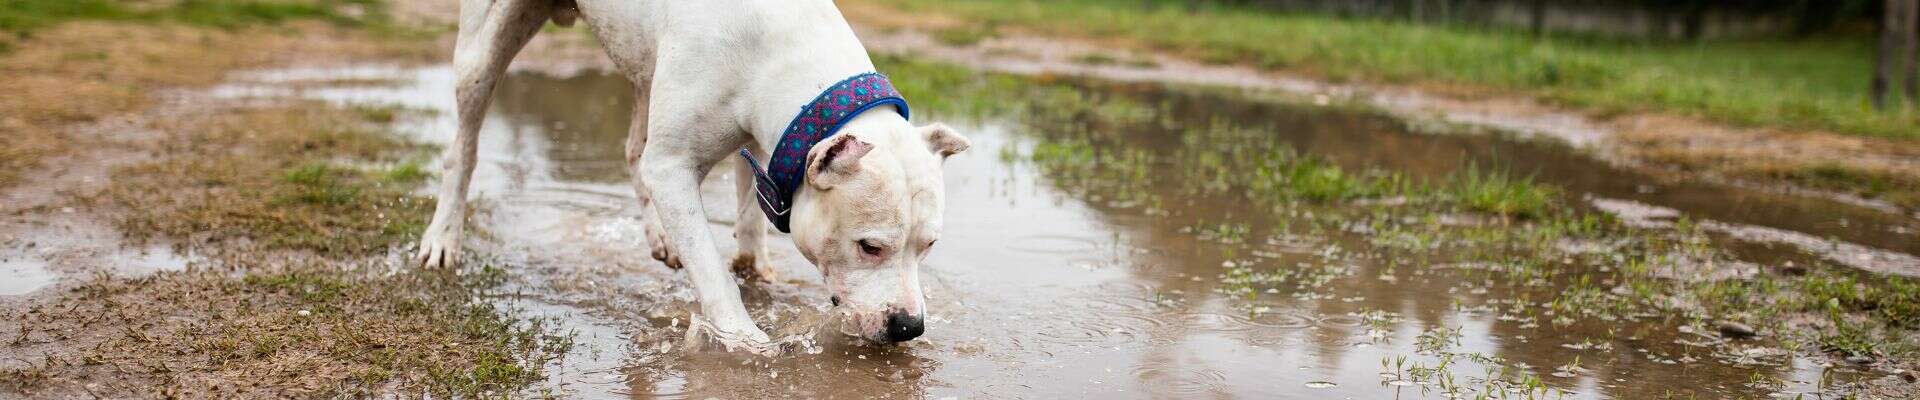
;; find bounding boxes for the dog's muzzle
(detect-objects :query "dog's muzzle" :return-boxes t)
[882,309,925,342]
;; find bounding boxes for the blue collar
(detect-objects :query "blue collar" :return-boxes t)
[739,72,910,233]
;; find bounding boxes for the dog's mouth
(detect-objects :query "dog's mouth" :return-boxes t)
[825,307,879,342]
[830,306,925,344]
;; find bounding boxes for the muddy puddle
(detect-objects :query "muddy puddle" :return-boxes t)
[0,259,57,296]
[207,63,1920,399]
[0,220,192,298]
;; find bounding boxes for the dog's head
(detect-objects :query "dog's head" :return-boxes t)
[789,121,969,344]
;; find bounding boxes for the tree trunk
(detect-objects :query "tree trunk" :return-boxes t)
[1794,0,1842,37]
[1528,0,1546,37]
[1877,0,1904,110]
[1904,0,1920,104]
[1681,4,1708,41]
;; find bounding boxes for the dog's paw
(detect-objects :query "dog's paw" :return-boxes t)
[413,224,463,268]
[730,254,776,283]
[650,244,682,269]
[711,319,774,346]
[644,220,681,269]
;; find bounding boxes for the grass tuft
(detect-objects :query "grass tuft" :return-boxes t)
[1444,164,1557,219]
[1253,150,1399,202]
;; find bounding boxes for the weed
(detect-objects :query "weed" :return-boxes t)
[1820,317,1881,359]
[381,159,431,185]
[1444,163,1557,219]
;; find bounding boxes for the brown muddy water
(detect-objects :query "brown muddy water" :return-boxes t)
[185,64,1920,399]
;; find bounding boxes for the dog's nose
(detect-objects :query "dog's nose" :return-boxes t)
[882,310,924,342]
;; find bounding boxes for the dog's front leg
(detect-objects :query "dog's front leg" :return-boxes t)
[642,150,772,344]
[730,143,775,282]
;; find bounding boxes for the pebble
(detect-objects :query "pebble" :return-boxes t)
[1715,322,1757,339]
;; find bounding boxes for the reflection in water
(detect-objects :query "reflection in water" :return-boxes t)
[492,74,637,184]
[256,66,1904,398]
[0,259,58,296]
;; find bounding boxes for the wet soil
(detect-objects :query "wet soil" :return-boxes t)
[186,62,1920,399]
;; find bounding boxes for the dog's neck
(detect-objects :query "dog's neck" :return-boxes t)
[830,104,913,146]
[744,74,911,154]
[735,2,889,153]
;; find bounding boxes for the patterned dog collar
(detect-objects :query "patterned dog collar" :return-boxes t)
[738,72,910,233]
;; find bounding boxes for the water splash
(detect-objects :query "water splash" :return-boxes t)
[683,313,830,357]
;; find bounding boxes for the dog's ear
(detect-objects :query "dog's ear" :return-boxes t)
[919,123,970,159]
[806,134,873,189]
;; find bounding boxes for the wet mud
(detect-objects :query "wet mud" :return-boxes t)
[166,62,1920,399]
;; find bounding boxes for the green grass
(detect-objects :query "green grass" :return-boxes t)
[1445,164,1557,219]
[0,0,383,36]
[381,159,431,185]
[1252,150,1401,202]
[0,0,130,34]
[864,0,1920,139]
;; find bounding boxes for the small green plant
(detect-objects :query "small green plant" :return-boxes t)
[1445,163,1557,219]
[381,159,431,185]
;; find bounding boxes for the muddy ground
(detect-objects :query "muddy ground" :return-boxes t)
[4,1,1920,399]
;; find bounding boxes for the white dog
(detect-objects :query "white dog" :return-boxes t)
[413,0,969,345]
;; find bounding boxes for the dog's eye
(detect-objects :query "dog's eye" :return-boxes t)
[857,239,885,256]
